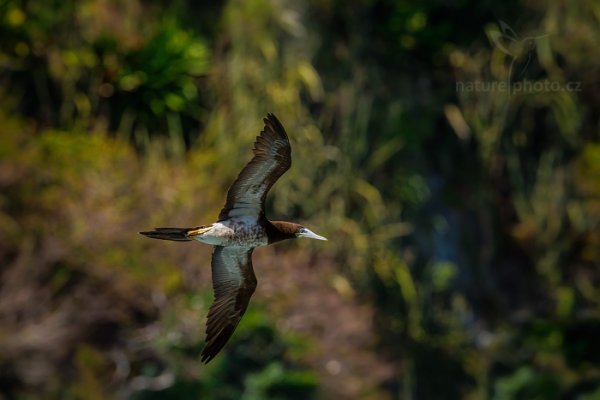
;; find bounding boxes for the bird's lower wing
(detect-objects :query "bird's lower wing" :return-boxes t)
[201,246,256,363]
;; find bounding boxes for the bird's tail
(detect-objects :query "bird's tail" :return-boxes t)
[139,226,208,241]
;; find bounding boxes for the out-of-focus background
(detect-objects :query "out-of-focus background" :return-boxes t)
[1,0,600,398]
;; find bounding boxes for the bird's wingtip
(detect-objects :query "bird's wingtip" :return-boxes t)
[265,112,279,123]
[200,354,213,364]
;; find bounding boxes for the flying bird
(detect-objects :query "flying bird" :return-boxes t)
[140,114,327,363]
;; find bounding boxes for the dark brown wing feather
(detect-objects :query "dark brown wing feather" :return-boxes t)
[200,246,257,363]
[218,113,291,221]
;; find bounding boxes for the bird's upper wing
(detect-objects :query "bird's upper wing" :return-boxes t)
[200,246,257,363]
[218,113,291,221]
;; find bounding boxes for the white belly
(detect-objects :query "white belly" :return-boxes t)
[192,218,268,247]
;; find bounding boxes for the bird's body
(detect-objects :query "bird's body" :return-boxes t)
[192,217,269,247]
[140,114,326,363]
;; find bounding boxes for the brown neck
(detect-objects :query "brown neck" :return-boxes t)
[265,220,300,244]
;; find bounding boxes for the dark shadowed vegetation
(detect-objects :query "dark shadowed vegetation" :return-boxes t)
[1,0,600,398]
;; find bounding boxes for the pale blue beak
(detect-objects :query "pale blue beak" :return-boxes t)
[297,227,328,241]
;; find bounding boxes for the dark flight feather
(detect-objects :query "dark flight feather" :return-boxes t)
[200,246,256,363]
[218,113,291,221]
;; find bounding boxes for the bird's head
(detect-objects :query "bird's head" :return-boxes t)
[268,221,327,243]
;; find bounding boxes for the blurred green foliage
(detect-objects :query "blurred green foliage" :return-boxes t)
[1,0,600,399]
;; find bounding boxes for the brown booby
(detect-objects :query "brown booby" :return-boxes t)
[140,114,327,363]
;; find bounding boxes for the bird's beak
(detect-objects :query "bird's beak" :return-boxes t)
[297,228,328,241]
